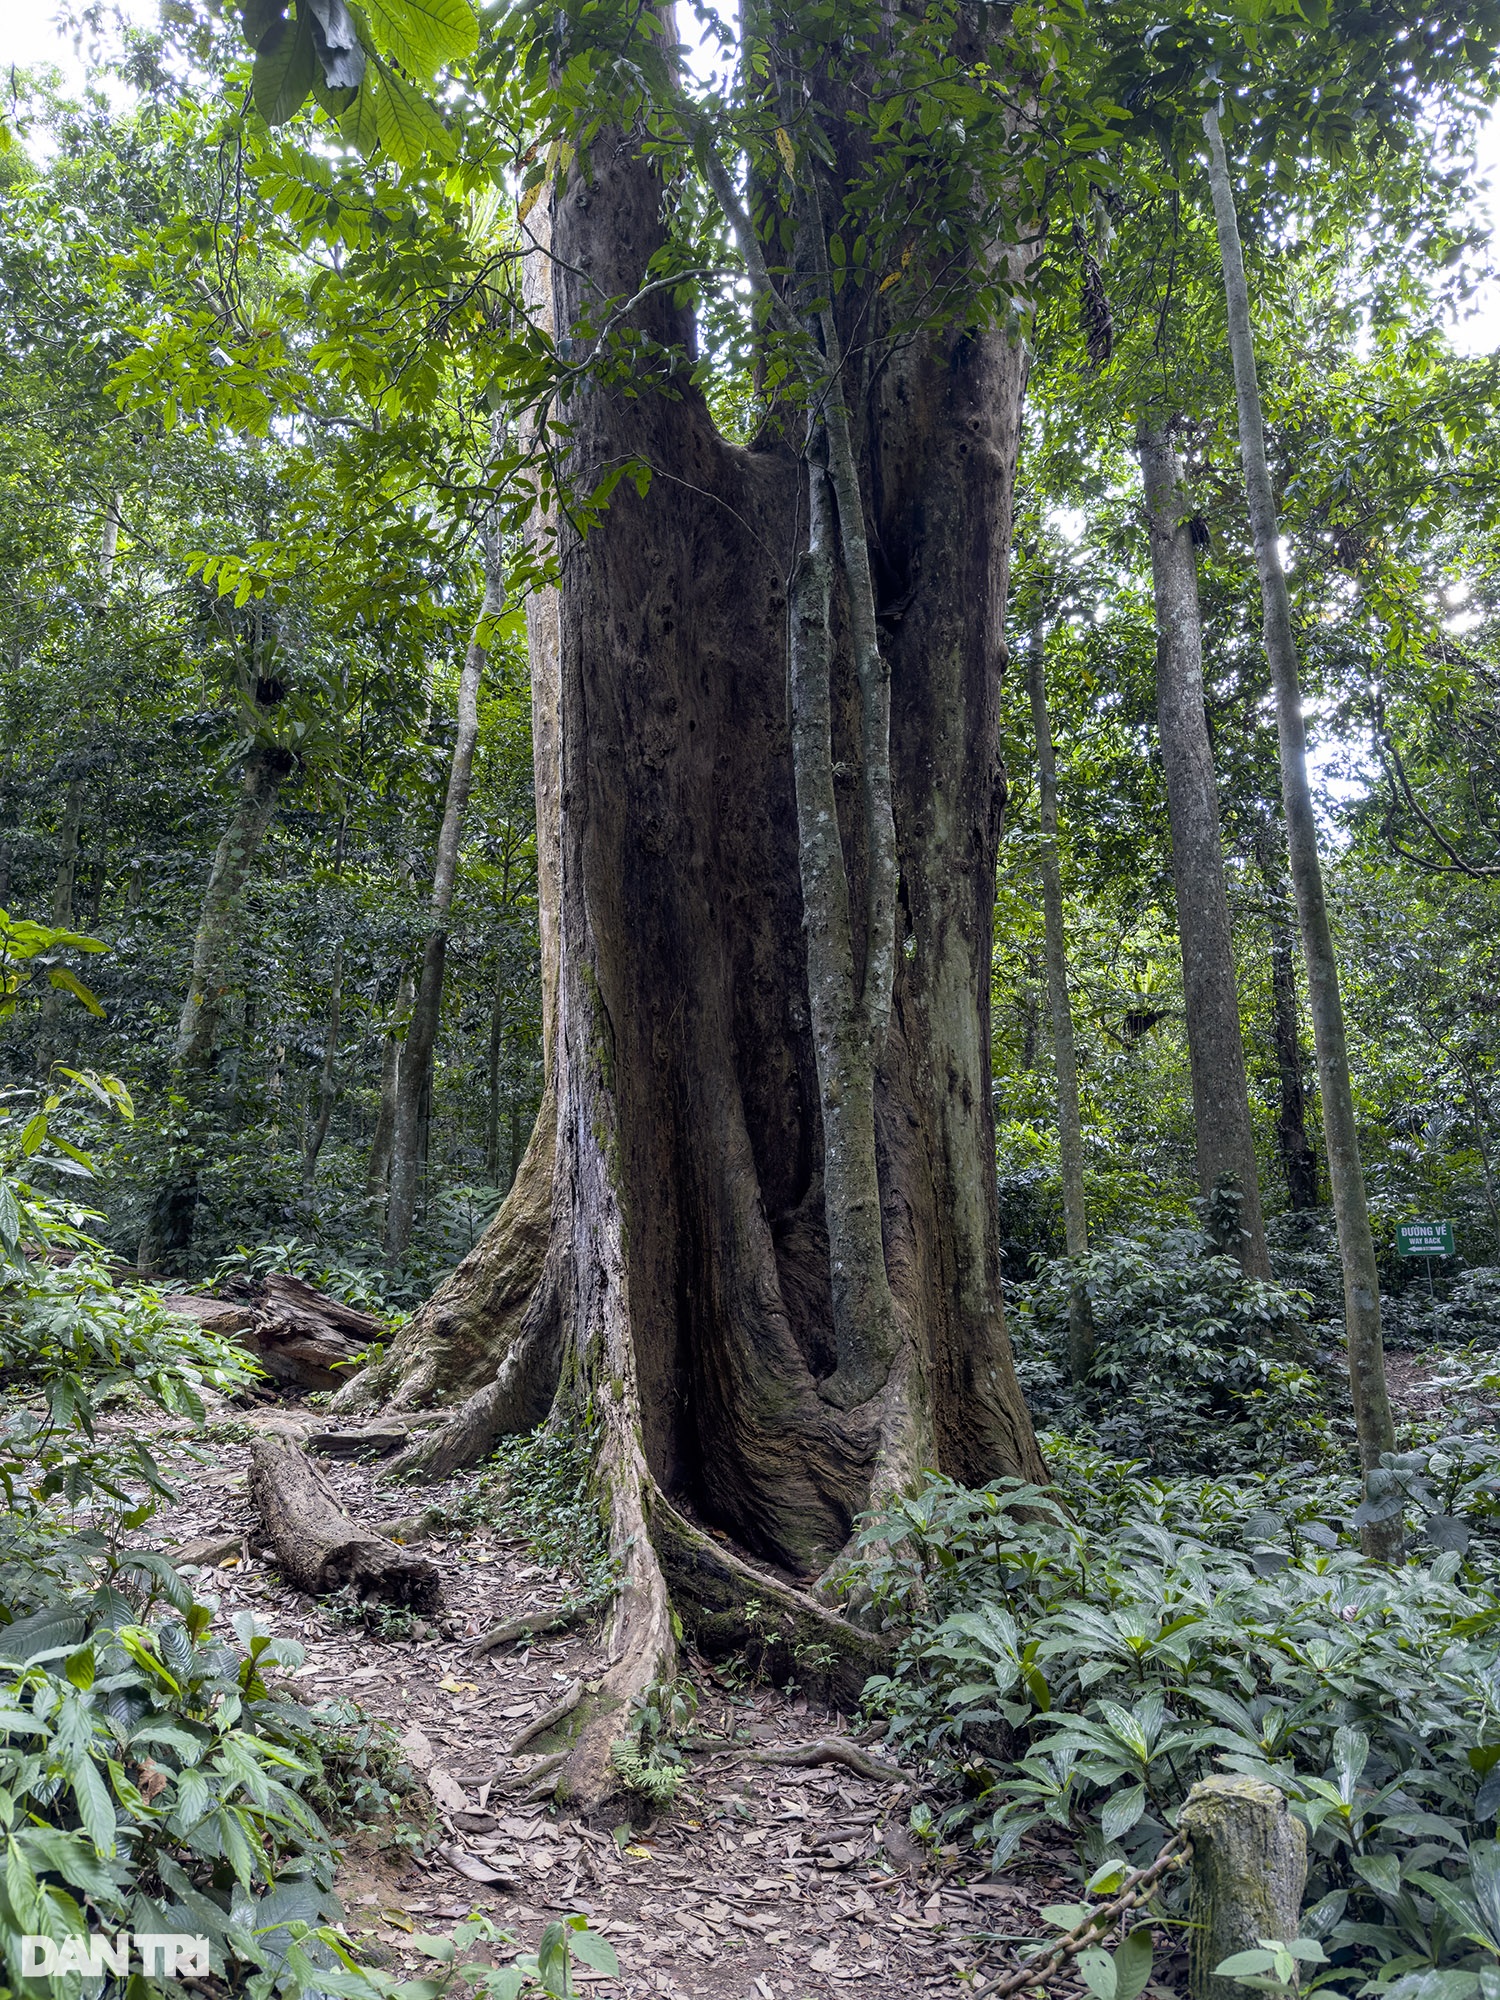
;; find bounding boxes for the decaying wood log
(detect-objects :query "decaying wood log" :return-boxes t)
[159,1295,255,1337]
[306,1427,409,1459]
[247,1438,441,1608]
[163,1275,384,1393]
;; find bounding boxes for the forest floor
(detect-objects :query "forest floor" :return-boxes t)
[118,1395,1084,2000]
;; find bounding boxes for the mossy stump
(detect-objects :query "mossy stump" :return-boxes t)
[1180,1775,1307,1999]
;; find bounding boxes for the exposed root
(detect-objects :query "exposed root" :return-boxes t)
[719,1735,911,1783]
[508,1676,583,1755]
[381,1257,562,1484]
[470,1600,593,1656]
[335,1092,556,1415]
[653,1497,892,1711]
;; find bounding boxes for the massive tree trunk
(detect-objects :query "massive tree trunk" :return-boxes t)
[1024,625,1093,1380]
[1138,422,1270,1277]
[347,66,1044,1790]
[385,529,501,1258]
[1204,106,1397,1554]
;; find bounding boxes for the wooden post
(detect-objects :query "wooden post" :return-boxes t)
[1181,1775,1307,1999]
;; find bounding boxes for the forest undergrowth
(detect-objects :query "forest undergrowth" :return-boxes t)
[11,1087,1500,1999]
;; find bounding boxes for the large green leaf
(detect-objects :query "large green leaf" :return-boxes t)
[373,61,452,167]
[360,0,477,79]
[251,8,318,125]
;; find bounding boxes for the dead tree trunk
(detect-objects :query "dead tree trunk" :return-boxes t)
[1138,422,1269,1276]
[1204,104,1397,1552]
[247,1438,440,1607]
[345,53,1045,1797]
[1024,624,1093,1381]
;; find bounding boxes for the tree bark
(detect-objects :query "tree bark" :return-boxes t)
[38,774,86,1052]
[367,967,413,1208]
[1203,105,1397,1552]
[356,58,1046,1796]
[1253,818,1317,1211]
[385,524,503,1258]
[1024,625,1093,1379]
[787,446,899,1410]
[1138,422,1270,1277]
[172,744,292,1077]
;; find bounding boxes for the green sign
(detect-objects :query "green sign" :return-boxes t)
[1397,1220,1455,1258]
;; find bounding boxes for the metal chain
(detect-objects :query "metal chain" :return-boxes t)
[972,1831,1192,1999]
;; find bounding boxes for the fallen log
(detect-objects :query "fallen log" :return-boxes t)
[163,1275,384,1394]
[247,1438,441,1609]
[306,1427,410,1459]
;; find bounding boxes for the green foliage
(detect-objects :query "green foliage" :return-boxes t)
[296,1910,619,2000]
[855,1458,1500,1990]
[0,1153,391,1997]
[1012,1231,1330,1473]
[610,1675,698,1811]
[300,1699,426,1845]
[432,1428,618,1614]
[0,909,105,1025]
[210,1239,399,1317]
[0,1601,347,1997]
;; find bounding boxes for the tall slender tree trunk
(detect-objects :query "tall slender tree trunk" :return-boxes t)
[485,955,507,1187]
[343,50,1046,1798]
[303,936,344,1191]
[1253,818,1317,1211]
[1138,422,1270,1277]
[1204,105,1397,1551]
[385,525,502,1259]
[137,742,292,1272]
[38,776,87,1057]
[1024,625,1093,1380]
[173,746,291,1076]
[367,966,413,1210]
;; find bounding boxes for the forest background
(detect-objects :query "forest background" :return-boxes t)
[13,0,1500,1993]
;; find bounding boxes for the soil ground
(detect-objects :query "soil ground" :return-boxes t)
[118,1397,1080,2000]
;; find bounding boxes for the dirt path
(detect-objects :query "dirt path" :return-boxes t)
[122,1401,1066,1999]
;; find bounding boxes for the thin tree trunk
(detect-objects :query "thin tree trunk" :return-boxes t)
[366,967,413,1207]
[99,491,123,587]
[1254,818,1318,1211]
[1204,105,1397,1550]
[173,745,290,1074]
[1024,625,1093,1381]
[385,524,502,1259]
[137,742,291,1272]
[1138,422,1270,1277]
[48,779,85,931]
[38,775,87,1055]
[485,958,506,1185]
[303,936,343,1190]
